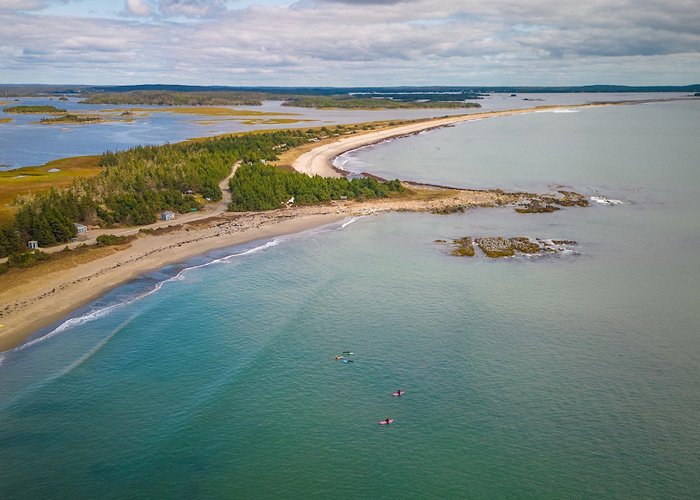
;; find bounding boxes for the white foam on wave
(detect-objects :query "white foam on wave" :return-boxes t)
[590,196,623,205]
[13,217,362,352]
[16,239,283,351]
[535,108,580,114]
[339,216,363,230]
[17,301,129,351]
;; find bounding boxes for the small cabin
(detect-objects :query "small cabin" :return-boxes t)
[183,189,194,195]
[28,240,39,249]
[74,223,87,234]
[340,195,348,201]
[161,211,175,221]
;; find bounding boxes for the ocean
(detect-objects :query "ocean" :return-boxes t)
[1,99,699,498]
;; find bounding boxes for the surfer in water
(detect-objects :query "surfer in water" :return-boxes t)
[385,417,391,424]
[396,389,403,396]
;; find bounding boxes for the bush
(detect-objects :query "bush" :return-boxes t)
[96,234,130,246]
[7,251,51,268]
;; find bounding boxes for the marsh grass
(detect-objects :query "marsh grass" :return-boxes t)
[0,156,102,223]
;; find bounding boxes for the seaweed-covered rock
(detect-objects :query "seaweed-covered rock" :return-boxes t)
[445,235,578,259]
[431,205,466,215]
[556,191,589,207]
[509,237,541,254]
[515,202,560,214]
[475,237,515,258]
[451,237,475,257]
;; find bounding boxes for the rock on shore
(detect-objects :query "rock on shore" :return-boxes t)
[442,235,578,258]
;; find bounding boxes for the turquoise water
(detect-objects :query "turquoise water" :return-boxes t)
[1,101,700,498]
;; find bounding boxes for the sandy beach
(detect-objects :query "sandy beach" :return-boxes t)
[0,101,625,351]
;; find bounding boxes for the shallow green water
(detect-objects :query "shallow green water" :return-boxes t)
[1,101,699,498]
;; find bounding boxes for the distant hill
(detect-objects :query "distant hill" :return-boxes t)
[2,83,699,99]
[82,84,700,95]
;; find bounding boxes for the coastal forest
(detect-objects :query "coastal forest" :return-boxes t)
[0,126,402,259]
[229,163,402,211]
[81,91,264,106]
[77,89,483,110]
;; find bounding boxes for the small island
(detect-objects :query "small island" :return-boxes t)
[3,105,67,113]
[39,114,102,124]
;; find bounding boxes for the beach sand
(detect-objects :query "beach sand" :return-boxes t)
[0,101,630,351]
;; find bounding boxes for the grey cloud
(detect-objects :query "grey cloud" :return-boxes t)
[0,0,699,85]
[0,0,71,11]
[158,0,226,17]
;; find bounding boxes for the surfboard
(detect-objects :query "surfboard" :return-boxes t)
[379,419,394,425]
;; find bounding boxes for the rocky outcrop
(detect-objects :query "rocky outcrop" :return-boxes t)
[444,235,578,258]
[475,237,515,258]
[451,237,475,256]
[514,190,588,213]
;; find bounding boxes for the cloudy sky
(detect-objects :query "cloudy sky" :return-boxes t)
[1,0,699,86]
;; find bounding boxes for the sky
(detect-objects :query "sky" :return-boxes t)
[0,0,699,86]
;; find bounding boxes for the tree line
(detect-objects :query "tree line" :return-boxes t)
[229,163,403,211]
[0,126,376,258]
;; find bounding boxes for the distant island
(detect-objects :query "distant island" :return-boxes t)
[40,114,102,124]
[282,96,481,109]
[3,105,66,113]
[81,90,263,106]
[78,89,483,110]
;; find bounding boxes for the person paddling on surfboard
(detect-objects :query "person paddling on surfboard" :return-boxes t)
[385,417,391,424]
[396,389,403,396]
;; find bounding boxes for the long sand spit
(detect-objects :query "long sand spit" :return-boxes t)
[0,100,647,351]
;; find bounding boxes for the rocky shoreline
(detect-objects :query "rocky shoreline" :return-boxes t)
[441,235,579,258]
